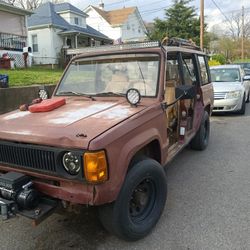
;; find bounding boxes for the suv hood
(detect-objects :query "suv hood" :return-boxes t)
[0,99,146,149]
[212,81,243,92]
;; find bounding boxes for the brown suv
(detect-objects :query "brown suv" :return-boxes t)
[0,39,213,241]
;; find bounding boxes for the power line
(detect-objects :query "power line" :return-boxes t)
[210,0,233,25]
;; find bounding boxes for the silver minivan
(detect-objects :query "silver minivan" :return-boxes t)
[210,65,250,114]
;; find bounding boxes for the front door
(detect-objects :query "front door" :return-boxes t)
[165,52,198,147]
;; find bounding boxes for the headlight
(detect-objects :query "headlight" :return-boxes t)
[62,152,81,175]
[84,150,108,183]
[226,90,241,99]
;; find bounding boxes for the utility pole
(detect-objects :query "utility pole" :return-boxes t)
[200,0,204,50]
[241,6,244,60]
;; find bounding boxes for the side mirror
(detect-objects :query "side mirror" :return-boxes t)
[175,85,196,100]
[243,75,250,81]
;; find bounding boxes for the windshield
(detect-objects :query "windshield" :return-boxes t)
[56,53,160,97]
[210,68,241,82]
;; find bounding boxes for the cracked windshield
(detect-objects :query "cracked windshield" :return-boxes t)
[56,54,159,97]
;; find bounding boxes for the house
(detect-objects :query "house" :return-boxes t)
[84,3,147,43]
[0,0,33,67]
[27,2,112,65]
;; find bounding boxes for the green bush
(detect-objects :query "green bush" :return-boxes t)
[208,60,220,66]
[211,54,226,65]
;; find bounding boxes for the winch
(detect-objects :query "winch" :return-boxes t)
[0,172,39,219]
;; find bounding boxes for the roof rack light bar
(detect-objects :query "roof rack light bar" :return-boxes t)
[165,37,201,51]
[66,41,161,55]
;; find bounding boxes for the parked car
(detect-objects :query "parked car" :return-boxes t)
[210,64,250,114]
[235,62,250,76]
[0,39,214,241]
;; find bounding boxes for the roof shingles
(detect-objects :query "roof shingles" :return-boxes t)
[91,6,136,26]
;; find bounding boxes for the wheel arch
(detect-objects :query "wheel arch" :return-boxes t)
[127,139,162,172]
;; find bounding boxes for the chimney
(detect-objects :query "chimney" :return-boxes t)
[99,1,104,10]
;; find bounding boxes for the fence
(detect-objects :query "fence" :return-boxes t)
[0,50,32,68]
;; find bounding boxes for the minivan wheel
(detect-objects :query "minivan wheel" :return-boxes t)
[98,159,167,241]
[238,94,246,114]
[190,111,210,151]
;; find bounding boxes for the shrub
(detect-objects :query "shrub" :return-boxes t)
[208,60,220,66]
[211,54,226,64]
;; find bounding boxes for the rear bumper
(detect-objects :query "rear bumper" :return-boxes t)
[213,98,242,112]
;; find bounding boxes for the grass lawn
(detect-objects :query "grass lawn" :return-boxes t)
[0,67,63,87]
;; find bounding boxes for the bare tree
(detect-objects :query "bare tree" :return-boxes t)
[2,0,17,5]
[1,0,65,10]
[19,0,43,10]
[225,12,250,40]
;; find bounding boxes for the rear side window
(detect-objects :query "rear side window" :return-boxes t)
[198,56,209,85]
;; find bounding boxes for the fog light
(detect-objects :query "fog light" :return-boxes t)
[84,151,108,183]
[63,152,81,175]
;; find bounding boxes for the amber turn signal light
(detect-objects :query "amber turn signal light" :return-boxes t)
[84,150,108,183]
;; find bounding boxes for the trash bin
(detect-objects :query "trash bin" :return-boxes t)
[0,58,11,69]
[0,74,9,88]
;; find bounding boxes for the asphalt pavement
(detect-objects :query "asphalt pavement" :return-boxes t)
[0,106,249,250]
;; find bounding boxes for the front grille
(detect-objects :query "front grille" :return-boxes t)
[0,140,84,180]
[0,141,56,173]
[214,92,227,100]
[213,107,224,110]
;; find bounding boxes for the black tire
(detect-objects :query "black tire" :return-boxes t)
[238,95,246,114]
[98,158,167,241]
[190,111,210,151]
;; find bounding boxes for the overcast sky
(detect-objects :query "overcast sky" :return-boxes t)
[69,0,250,30]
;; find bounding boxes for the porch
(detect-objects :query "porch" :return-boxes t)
[0,32,27,51]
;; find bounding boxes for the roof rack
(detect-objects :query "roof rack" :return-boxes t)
[66,41,161,55]
[162,37,201,51]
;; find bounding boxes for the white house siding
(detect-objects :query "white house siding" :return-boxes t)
[29,27,63,64]
[51,28,64,62]
[59,12,86,28]
[0,10,27,36]
[86,8,121,40]
[121,12,146,42]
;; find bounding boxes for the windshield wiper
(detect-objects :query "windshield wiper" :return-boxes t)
[95,91,125,97]
[57,91,95,100]
[136,61,147,95]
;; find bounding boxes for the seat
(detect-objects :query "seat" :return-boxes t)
[105,67,129,93]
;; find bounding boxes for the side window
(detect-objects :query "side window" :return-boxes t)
[198,55,209,85]
[181,53,197,85]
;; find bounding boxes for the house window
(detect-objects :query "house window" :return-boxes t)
[74,17,79,25]
[127,24,130,30]
[32,35,38,52]
[138,28,141,33]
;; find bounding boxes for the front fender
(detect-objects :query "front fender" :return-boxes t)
[92,115,167,205]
